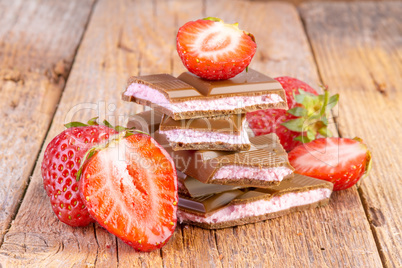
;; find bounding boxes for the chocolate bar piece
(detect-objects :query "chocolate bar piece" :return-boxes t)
[177,173,333,229]
[159,114,250,151]
[177,170,242,197]
[153,132,294,187]
[122,69,287,120]
[126,110,164,134]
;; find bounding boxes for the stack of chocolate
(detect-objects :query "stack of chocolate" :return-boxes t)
[123,69,333,229]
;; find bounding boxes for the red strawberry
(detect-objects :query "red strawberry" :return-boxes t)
[41,119,118,226]
[177,17,256,80]
[288,137,372,191]
[80,133,178,252]
[247,76,339,151]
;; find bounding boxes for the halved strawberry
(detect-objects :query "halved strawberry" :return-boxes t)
[80,133,178,251]
[288,137,372,191]
[177,17,256,80]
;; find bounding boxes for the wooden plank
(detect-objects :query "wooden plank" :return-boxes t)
[0,1,386,267]
[251,0,395,6]
[205,1,383,267]
[300,2,402,267]
[0,0,220,266]
[0,0,94,244]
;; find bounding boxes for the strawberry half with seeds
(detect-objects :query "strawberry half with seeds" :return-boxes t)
[288,137,372,191]
[247,76,339,151]
[80,133,178,252]
[41,118,118,227]
[177,17,256,80]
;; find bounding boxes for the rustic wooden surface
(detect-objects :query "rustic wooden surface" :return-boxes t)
[0,0,95,244]
[255,0,397,6]
[0,0,400,267]
[300,2,402,267]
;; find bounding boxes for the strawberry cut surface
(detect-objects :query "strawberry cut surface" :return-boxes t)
[177,18,256,80]
[288,138,372,191]
[41,125,117,227]
[80,133,178,251]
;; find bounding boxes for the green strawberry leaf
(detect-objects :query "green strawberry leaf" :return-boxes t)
[318,126,328,136]
[284,85,340,145]
[327,94,339,111]
[65,122,87,129]
[294,92,307,104]
[281,118,304,132]
[87,117,99,126]
[103,119,113,129]
[294,135,313,143]
[319,90,329,116]
[287,107,307,117]
[298,89,315,97]
[294,135,304,142]
[322,116,329,126]
[76,147,98,181]
[308,113,322,120]
[114,125,127,132]
[306,130,315,141]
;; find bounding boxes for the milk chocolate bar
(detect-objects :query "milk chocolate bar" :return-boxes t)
[159,114,251,151]
[153,132,294,187]
[177,170,242,197]
[177,173,333,229]
[126,110,164,134]
[122,69,287,120]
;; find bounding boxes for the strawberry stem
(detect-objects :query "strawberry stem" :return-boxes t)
[282,88,339,144]
[203,17,222,22]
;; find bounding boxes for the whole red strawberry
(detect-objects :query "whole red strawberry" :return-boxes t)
[247,76,339,151]
[288,137,372,191]
[177,17,256,80]
[80,133,178,251]
[41,119,117,226]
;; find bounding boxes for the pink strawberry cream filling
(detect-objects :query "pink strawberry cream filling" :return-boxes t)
[212,166,293,182]
[124,84,283,112]
[159,127,250,145]
[177,188,332,224]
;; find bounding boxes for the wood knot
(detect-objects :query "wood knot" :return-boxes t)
[0,69,22,82]
[53,59,70,80]
[369,207,385,227]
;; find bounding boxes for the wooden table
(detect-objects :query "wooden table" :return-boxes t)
[0,0,400,267]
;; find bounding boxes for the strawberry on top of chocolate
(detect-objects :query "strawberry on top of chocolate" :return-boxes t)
[247,76,339,151]
[177,17,256,80]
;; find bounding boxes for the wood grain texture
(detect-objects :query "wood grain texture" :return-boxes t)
[0,0,391,267]
[0,0,94,244]
[251,0,398,6]
[300,2,402,267]
[206,1,383,267]
[1,0,217,266]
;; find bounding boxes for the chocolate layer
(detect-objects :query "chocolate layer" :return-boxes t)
[126,110,164,134]
[153,132,294,187]
[126,74,202,101]
[177,174,333,229]
[178,69,283,96]
[122,69,287,120]
[177,170,243,197]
